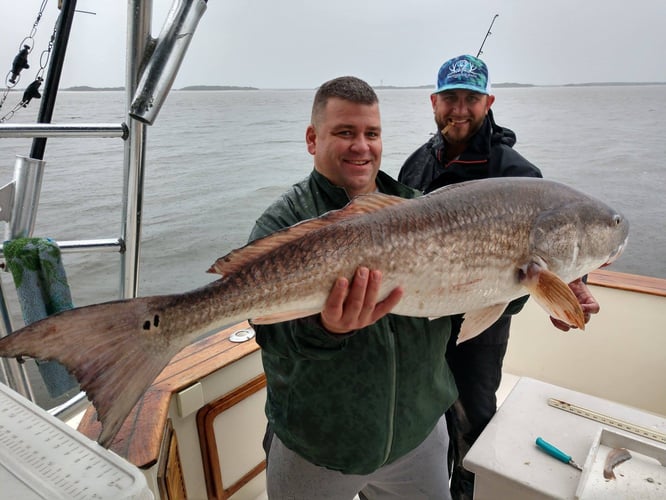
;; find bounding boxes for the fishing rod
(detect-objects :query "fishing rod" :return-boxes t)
[476,14,499,58]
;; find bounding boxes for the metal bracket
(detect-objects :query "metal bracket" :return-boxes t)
[129,0,208,125]
[3,155,46,242]
[0,181,16,224]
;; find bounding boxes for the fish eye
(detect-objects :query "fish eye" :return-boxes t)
[612,214,622,226]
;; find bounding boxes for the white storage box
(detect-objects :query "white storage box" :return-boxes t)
[576,428,666,499]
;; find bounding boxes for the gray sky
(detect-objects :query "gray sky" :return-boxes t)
[3,0,666,89]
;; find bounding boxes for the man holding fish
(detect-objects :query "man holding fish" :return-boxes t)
[250,76,457,499]
[0,62,624,500]
[399,54,600,499]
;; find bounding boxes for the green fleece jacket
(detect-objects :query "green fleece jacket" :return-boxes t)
[249,169,457,474]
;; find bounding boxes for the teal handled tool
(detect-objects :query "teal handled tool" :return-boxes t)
[535,437,583,471]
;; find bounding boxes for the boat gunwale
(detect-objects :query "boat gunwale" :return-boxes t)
[588,269,666,297]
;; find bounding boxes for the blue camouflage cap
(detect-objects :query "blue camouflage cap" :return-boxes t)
[434,54,491,95]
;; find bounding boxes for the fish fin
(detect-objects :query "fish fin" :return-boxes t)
[603,447,632,480]
[0,297,185,447]
[251,308,321,324]
[458,303,507,344]
[208,193,407,276]
[520,262,585,330]
[344,192,409,212]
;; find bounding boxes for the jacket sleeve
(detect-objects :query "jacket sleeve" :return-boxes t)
[494,146,543,179]
[253,316,354,361]
[398,143,436,190]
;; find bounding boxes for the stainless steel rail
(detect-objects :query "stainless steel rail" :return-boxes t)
[119,0,151,300]
[0,239,123,255]
[0,123,128,139]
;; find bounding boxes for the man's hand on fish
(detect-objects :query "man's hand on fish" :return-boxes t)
[320,267,404,334]
[550,278,600,331]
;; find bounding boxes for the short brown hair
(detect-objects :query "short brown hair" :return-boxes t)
[311,76,378,125]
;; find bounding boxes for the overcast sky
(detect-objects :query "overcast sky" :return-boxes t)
[4,0,666,89]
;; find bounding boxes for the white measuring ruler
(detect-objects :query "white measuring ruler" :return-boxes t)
[548,398,666,445]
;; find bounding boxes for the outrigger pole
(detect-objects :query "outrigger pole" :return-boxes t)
[30,0,78,160]
[476,14,499,58]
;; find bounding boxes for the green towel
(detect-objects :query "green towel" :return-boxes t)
[4,237,78,397]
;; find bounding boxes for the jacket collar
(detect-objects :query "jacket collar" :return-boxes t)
[311,168,419,203]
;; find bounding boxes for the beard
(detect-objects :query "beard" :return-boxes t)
[436,115,485,145]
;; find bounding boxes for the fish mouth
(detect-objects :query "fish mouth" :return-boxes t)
[601,238,629,268]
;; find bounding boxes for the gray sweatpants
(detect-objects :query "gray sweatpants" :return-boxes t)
[266,415,452,500]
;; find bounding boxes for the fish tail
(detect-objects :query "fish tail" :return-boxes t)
[0,296,183,447]
[603,447,632,480]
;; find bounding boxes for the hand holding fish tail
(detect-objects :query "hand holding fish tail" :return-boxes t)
[550,278,600,331]
[320,267,403,334]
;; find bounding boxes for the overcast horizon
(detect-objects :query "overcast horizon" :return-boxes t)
[3,1,666,90]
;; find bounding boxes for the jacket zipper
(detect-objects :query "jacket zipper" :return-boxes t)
[381,325,397,464]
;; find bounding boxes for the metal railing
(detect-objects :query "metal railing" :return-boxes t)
[0,0,207,416]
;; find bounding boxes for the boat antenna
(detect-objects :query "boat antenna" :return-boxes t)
[476,14,499,58]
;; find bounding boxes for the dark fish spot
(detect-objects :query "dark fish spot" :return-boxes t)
[142,315,160,330]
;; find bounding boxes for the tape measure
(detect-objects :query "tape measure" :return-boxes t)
[548,398,666,445]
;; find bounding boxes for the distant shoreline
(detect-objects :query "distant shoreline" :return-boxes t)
[63,85,260,92]
[61,82,666,92]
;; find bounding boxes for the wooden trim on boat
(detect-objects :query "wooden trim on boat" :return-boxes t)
[588,269,666,297]
[157,419,188,499]
[197,374,267,499]
[77,321,260,468]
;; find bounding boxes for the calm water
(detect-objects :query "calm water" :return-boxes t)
[0,85,664,317]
